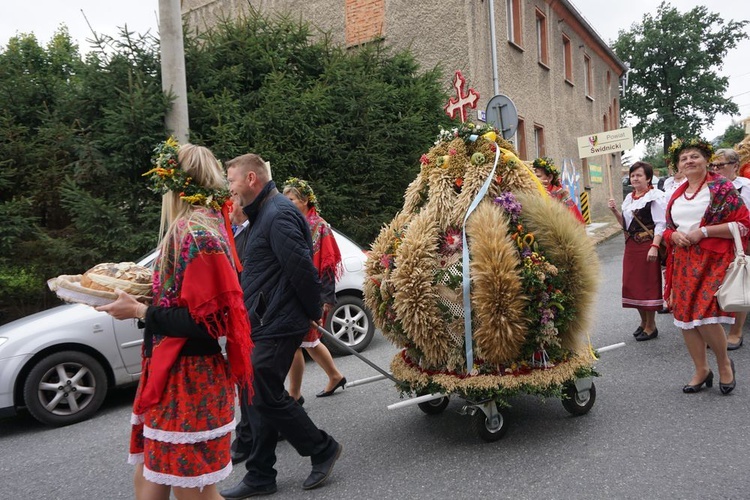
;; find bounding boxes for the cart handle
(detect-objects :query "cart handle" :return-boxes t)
[316,324,399,383]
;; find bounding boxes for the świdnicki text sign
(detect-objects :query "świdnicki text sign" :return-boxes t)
[577,127,634,159]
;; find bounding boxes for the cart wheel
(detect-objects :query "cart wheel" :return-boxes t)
[561,381,596,416]
[471,405,508,442]
[417,396,449,415]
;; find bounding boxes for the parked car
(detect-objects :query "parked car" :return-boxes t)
[0,229,374,426]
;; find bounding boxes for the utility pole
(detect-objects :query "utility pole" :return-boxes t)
[159,0,189,143]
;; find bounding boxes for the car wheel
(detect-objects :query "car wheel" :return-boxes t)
[323,295,375,355]
[22,351,108,427]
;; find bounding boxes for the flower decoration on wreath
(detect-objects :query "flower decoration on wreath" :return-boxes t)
[532,156,558,179]
[283,176,319,211]
[143,137,229,210]
[667,137,714,167]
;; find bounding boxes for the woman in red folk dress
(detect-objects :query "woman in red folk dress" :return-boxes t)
[607,161,666,341]
[283,177,347,400]
[98,140,253,499]
[533,156,586,224]
[663,138,749,396]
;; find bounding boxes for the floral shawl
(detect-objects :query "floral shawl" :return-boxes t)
[663,172,750,299]
[306,207,343,282]
[134,209,253,415]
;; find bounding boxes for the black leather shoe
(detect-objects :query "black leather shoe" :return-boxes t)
[303,442,342,490]
[682,371,713,393]
[632,326,644,337]
[220,481,277,499]
[316,378,347,398]
[727,337,744,351]
[635,328,658,341]
[720,360,736,395]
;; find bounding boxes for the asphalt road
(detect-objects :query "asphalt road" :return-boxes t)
[2,235,749,500]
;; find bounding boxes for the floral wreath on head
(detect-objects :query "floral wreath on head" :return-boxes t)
[283,177,318,211]
[667,137,714,167]
[143,137,230,210]
[532,156,559,180]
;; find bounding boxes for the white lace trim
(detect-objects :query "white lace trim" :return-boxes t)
[131,412,145,425]
[674,316,734,329]
[128,453,144,465]
[623,188,665,212]
[142,461,232,491]
[143,419,236,444]
[301,339,321,348]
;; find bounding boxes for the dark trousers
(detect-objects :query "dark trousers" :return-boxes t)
[242,335,336,487]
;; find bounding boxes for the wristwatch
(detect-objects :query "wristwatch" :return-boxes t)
[700,227,708,238]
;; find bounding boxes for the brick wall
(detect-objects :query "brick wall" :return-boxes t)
[345,0,385,47]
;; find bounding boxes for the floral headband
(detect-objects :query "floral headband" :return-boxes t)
[532,156,558,177]
[142,137,229,210]
[283,177,318,210]
[668,137,714,167]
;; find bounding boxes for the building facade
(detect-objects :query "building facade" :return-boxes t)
[182,0,627,219]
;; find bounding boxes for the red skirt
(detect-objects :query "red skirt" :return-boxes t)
[300,311,329,348]
[128,354,235,489]
[670,243,735,328]
[622,238,662,310]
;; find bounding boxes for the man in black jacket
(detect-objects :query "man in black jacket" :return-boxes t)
[221,154,342,499]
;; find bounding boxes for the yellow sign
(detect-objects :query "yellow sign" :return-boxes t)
[590,164,603,184]
[577,127,634,159]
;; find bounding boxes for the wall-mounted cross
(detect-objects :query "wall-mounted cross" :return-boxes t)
[444,70,480,123]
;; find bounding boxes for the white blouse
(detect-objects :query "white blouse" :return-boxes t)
[670,187,710,233]
[732,177,750,207]
[663,176,687,200]
[621,188,667,236]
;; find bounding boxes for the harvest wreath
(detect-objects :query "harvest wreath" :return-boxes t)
[364,123,599,402]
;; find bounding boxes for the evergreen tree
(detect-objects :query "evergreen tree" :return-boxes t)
[0,10,450,322]
[613,2,748,153]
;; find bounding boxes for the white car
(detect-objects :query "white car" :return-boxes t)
[0,229,373,426]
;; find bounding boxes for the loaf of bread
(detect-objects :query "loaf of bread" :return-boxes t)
[80,262,153,296]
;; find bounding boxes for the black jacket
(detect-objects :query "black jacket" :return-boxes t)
[241,181,322,339]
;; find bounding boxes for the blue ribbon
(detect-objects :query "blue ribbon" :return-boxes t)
[461,143,501,372]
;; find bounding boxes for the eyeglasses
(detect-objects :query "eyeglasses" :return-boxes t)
[709,161,737,169]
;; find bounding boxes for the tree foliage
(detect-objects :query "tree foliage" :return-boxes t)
[0,9,451,322]
[613,2,748,153]
[716,122,747,149]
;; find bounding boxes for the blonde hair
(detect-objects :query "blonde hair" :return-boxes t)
[157,144,226,268]
[225,153,272,183]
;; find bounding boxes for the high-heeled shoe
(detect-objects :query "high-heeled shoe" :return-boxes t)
[727,337,744,351]
[316,377,347,397]
[682,370,713,393]
[720,360,736,395]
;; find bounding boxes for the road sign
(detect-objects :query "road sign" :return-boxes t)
[576,127,634,159]
[485,94,518,140]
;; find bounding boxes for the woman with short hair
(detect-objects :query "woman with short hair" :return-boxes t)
[608,161,667,341]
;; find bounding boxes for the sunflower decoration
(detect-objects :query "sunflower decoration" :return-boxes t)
[143,137,229,210]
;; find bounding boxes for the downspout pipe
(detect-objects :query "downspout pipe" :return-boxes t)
[488,0,500,95]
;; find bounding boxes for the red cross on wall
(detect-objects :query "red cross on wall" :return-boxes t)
[444,70,480,122]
